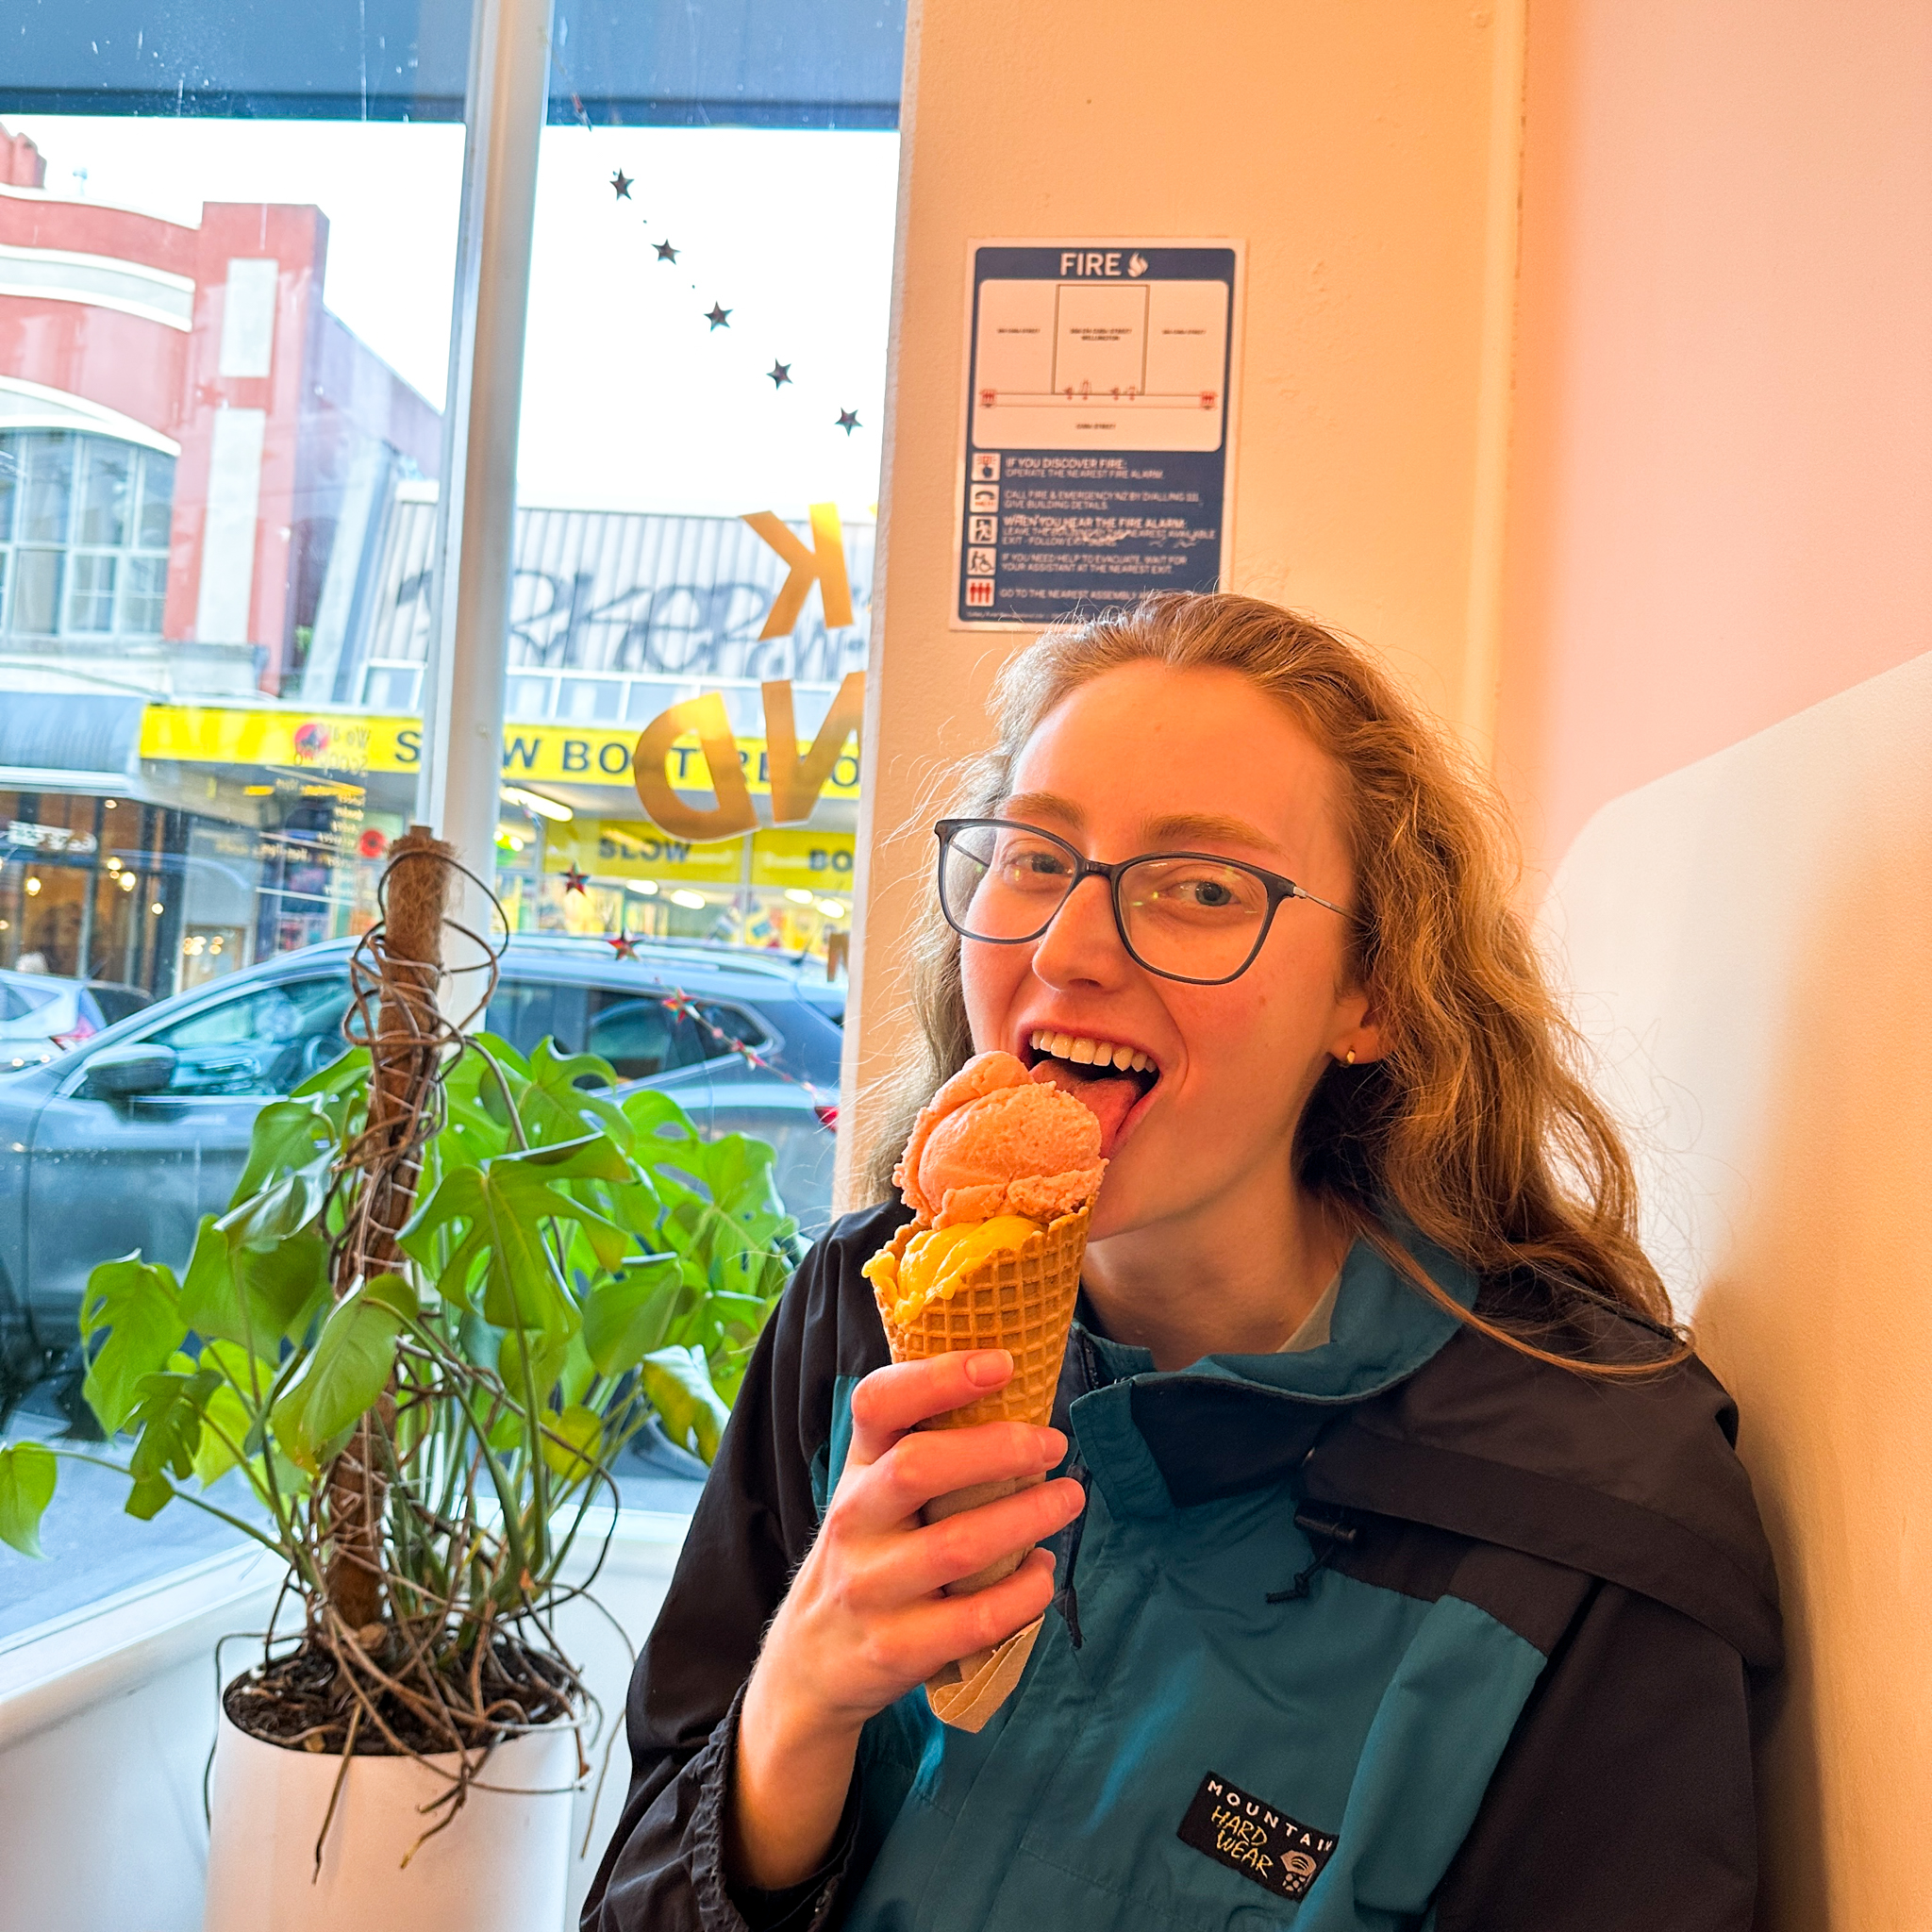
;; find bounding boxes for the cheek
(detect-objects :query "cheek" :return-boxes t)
[958,942,1026,1051]
[1178,991,1288,1083]
[1174,958,1335,1081]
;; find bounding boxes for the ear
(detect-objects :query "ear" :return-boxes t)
[1331,990,1385,1066]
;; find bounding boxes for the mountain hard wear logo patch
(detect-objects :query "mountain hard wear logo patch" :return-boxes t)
[1176,1773,1339,1902]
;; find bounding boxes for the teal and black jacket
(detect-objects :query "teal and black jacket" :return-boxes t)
[584,1203,1780,1931]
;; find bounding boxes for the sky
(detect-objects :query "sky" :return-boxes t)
[14,116,898,520]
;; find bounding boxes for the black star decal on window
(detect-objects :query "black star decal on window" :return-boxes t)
[610,170,633,200]
[769,361,792,388]
[705,303,731,329]
[836,408,861,435]
[654,239,678,262]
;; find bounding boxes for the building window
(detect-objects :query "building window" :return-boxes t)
[0,430,175,643]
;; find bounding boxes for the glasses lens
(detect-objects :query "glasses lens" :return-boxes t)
[941,822,1077,941]
[1119,856,1270,980]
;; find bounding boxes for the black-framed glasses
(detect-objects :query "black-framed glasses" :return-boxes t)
[935,818,1348,987]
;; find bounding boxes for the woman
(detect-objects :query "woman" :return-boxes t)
[584,593,1778,1931]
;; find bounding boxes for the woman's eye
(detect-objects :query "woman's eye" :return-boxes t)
[1001,845,1071,879]
[1150,869,1257,914]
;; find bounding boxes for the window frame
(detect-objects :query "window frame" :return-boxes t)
[0,431,175,646]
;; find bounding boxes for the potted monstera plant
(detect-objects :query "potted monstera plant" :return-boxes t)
[0,834,797,1928]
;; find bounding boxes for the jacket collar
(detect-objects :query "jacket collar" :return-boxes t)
[1068,1226,1477,1520]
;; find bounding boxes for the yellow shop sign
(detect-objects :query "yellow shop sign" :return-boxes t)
[139,703,860,802]
[543,820,745,883]
[748,828,857,890]
[140,707,420,774]
[540,824,858,890]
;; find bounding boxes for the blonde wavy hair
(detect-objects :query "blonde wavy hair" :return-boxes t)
[871,591,1684,1376]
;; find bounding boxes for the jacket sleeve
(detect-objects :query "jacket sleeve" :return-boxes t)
[579,1236,859,1932]
[1431,1580,1761,1932]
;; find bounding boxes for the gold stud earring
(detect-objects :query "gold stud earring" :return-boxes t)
[1344,1048,1357,1066]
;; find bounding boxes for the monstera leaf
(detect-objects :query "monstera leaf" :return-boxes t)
[178,1217,329,1357]
[401,1137,632,1335]
[637,1345,733,1463]
[0,1441,56,1557]
[79,1256,184,1436]
[269,1277,413,1473]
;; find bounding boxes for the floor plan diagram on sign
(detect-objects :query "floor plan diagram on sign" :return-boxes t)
[972,276,1229,451]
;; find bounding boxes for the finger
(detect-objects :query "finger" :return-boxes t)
[893,1547,1061,1674]
[829,1475,1082,1612]
[844,1425,1072,1536]
[896,1476,1087,1598]
[846,1352,1015,1463]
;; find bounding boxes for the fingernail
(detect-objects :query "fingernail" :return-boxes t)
[1041,1428,1067,1462]
[966,1349,1012,1387]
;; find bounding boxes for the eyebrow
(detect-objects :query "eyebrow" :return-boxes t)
[1000,790,1086,829]
[1001,793,1284,858]
[1143,810,1285,857]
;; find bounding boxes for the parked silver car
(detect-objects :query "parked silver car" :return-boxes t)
[0,971,105,1074]
[0,935,841,1410]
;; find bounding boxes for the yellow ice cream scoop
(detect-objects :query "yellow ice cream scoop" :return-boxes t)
[871,1213,1043,1326]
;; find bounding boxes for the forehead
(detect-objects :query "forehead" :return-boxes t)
[1007,661,1344,854]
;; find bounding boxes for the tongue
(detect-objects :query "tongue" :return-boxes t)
[1031,1058,1142,1158]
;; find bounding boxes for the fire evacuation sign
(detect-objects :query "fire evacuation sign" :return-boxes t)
[953,240,1241,628]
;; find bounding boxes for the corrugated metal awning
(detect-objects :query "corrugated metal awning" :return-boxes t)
[0,693,146,781]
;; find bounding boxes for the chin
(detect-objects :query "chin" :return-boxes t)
[1084,1142,1170,1243]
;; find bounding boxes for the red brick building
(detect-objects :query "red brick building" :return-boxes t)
[0,123,440,701]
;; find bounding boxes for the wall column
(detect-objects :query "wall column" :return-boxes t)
[838,0,1528,1201]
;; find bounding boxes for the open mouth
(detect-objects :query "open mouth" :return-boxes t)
[1024,1027,1161,1159]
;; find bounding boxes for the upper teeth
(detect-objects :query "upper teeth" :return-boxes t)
[1030,1029,1155,1074]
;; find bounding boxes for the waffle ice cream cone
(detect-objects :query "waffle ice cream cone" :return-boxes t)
[869,1207,1091,1434]
[860,1053,1107,1731]
[865,1207,1093,1730]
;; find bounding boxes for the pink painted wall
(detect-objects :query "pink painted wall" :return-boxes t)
[1495,0,1932,876]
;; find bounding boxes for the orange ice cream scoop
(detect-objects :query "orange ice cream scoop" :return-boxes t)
[894,1050,1106,1228]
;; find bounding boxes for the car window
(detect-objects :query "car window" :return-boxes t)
[143,975,354,1098]
[583,993,684,1081]
[681,1000,772,1063]
[0,979,60,1023]
[483,979,591,1062]
[481,977,772,1083]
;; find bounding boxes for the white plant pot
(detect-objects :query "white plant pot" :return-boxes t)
[203,1706,580,1932]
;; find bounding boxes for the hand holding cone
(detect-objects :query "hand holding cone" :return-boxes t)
[861,1054,1103,1728]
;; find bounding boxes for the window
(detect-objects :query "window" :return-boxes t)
[583,993,681,1081]
[478,106,892,975]
[481,979,769,1082]
[482,977,762,1081]
[143,974,353,1096]
[681,1000,773,1064]
[484,977,591,1061]
[0,433,175,641]
[0,975,59,1022]
[0,115,465,1007]
[0,6,895,1624]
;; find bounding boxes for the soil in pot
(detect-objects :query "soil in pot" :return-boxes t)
[223,1632,578,1757]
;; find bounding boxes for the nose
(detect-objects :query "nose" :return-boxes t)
[1029,871,1132,990]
